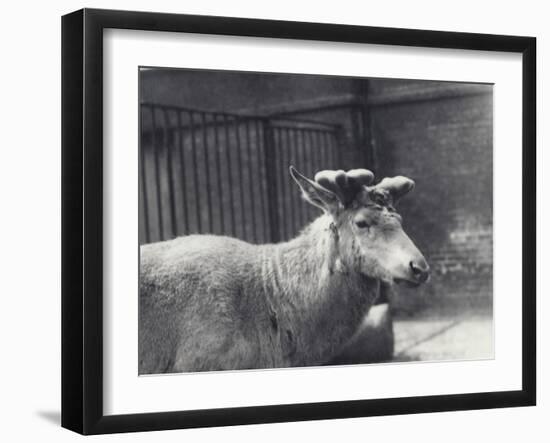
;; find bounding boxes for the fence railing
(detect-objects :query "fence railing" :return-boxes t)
[139,103,344,245]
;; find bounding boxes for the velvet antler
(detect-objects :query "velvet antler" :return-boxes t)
[314,169,375,205]
[375,176,415,203]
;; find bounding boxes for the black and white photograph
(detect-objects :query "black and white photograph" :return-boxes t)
[0,0,544,439]
[138,68,493,375]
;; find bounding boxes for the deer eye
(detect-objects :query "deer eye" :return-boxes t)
[355,219,370,229]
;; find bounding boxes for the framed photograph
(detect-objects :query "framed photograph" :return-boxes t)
[61,8,536,435]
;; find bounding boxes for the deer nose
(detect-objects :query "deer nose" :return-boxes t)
[409,260,430,283]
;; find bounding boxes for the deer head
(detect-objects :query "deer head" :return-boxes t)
[290,166,429,287]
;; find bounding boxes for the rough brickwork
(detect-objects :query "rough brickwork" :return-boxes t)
[368,79,493,312]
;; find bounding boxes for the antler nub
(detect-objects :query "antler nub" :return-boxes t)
[314,169,374,205]
[346,169,376,186]
[376,176,415,201]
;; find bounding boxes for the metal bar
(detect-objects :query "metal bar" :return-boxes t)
[314,130,322,172]
[177,110,189,234]
[161,108,177,238]
[273,128,285,240]
[304,130,314,221]
[325,131,333,168]
[189,111,202,232]
[255,120,267,242]
[213,114,225,234]
[275,128,286,240]
[321,130,328,168]
[284,127,295,238]
[309,130,317,180]
[299,130,308,225]
[309,130,317,177]
[140,106,150,243]
[234,118,247,240]
[263,119,280,243]
[301,129,310,222]
[327,131,335,167]
[320,130,329,168]
[223,114,236,237]
[281,128,291,240]
[336,127,345,167]
[292,129,304,230]
[324,131,331,166]
[293,129,304,228]
[200,112,213,233]
[245,120,257,242]
[151,106,164,241]
[140,102,347,242]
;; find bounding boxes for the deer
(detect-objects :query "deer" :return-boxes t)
[139,167,429,374]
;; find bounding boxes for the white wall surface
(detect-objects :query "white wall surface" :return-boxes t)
[0,0,546,441]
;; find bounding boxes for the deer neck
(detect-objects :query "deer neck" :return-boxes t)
[266,214,379,365]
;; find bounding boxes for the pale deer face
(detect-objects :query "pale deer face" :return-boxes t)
[290,167,429,286]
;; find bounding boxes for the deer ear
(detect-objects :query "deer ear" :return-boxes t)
[377,176,415,203]
[289,166,340,212]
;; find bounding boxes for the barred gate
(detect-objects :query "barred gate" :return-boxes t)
[139,104,344,245]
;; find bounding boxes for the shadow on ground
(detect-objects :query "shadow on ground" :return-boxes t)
[36,410,60,426]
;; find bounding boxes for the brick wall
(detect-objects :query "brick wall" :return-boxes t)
[368,79,493,312]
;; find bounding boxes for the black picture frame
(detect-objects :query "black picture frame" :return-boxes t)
[61,8,536,435]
